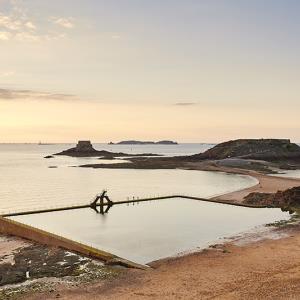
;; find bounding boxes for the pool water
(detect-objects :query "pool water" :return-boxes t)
[12,198,291,264]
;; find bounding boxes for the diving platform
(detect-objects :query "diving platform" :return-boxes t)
[1,191,267,218]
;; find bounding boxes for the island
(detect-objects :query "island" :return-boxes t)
[52,140,159,158]
[109,140,178,145]
[191,139,300,161]
[81,139,300,171]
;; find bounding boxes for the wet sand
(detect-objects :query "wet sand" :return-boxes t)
[0,235,30,265]
[182,161,300,203]
[214,171,300,203]
[23,224,300,300]
[0,234,119,294]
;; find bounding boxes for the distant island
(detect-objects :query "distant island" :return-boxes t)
[52,140,159,158]
[109,140,178,145]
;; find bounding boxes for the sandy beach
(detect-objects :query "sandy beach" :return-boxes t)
[2,0,300,297]
[188,162,300,203]
[23,223,300,300]
[1,152,300,299]
[15,167,300,300]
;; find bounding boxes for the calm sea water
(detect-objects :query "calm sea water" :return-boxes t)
[12,199,290,264]
[1,143,291,263]
[0,143,257,214]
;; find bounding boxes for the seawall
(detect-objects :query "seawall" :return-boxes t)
[0,216,148,270]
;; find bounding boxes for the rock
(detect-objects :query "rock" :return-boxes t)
[244,186,300,210]
[44,155,54,159]
[54,141,100,157]
[53,141,160,158]
[192,139,300,162]
[74,140,95,152]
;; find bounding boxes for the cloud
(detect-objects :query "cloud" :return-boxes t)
[0,88,78,101]
[52,17,74,29]
[174,102,198,106]
[0,10,40,42]
[0,14,21,31]
[0,3,74,42]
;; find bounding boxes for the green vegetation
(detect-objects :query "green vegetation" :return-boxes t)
[266,213,300,227]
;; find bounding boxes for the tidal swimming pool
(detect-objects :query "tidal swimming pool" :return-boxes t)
[12,198,291,264]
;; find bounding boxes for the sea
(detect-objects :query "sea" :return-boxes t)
[0,143,293,263]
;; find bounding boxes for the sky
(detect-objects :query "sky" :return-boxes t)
[0,0,300,143]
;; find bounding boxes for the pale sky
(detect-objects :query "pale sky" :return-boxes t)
[0,0,299,143]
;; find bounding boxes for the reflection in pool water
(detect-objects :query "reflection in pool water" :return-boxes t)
[12,198,291,264]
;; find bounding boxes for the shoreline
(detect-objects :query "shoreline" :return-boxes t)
[22,217,300,300]
[214,169,300,203]
[1,163,300,299]
[182,161,300,203]
[78,156,300,205]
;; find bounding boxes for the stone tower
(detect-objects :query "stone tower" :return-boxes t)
[75,140,95,152]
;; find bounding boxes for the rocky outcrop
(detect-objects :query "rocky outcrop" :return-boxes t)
[244,186,300,209]
[74,140,95,152]
[54,141,159,158]
[54,141,100,157]
[192,139,300,162]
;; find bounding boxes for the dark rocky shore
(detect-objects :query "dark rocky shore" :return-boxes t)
[78,139,300,172]
[0,235,120,299]
[0,243,88,286]
[191,139,300,162]
[244,186,300,210]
